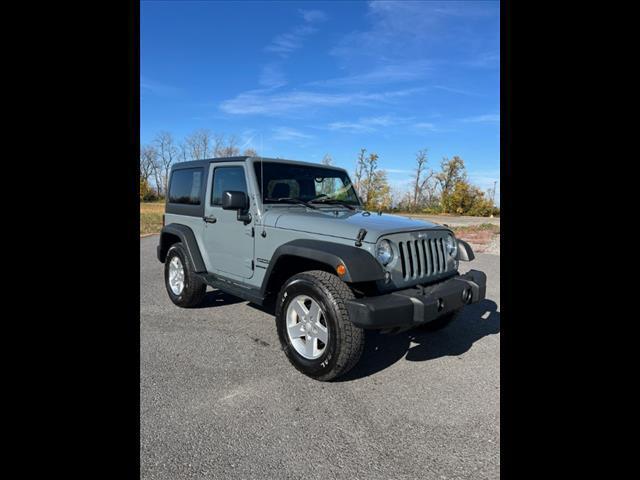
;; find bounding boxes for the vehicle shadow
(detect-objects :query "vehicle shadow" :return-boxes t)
[337,299,500,382]
[192,289,246,308]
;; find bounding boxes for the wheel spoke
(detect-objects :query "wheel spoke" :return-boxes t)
[307,302,320,322]
[288,322,305,339]
[304,336,316,357]
[292,299,308,319]
[285,295,329,360]
[315,324,328,344]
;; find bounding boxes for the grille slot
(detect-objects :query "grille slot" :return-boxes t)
[397,233,450,280]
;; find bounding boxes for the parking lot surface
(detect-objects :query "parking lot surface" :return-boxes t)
[140,236,500,479]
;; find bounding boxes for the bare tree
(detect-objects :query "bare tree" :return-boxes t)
[362,152,379,205]
[140,145,157,190]
[178,142,189,162]
[214,134,240,157]
[185,129,213,160]
[212,134,225,157]
[243,148,258,156]
[321,153,333,165]
[153,131,178,197]
[353,148,367,198]
[411,149,428,210]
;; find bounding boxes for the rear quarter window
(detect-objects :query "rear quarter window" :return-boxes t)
[168,168,203,205]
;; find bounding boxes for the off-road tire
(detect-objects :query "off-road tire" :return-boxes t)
[275,270,365,381]
[164,242,207,308]
[415,308,462,332]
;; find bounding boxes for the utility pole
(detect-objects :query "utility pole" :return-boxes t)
[491,180,497,206]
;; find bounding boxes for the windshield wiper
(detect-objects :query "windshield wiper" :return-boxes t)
[264,197,318,209]
[309,198,356,210]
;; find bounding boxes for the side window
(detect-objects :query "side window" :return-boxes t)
[211,166,248,206]
[168,168,203,205]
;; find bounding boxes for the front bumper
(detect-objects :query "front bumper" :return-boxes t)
[345,270,487,329]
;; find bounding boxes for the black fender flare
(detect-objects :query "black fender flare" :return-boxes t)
[157,224,207,273]
[456,238,475,262]
[261,239,385,293]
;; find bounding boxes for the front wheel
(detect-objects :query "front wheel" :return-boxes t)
[164,242,206,308]
[275,270,365,381]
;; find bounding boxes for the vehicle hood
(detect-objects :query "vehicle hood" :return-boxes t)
[266,208,448,243]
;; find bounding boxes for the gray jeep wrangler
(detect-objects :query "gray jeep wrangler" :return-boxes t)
[157,156,486,381]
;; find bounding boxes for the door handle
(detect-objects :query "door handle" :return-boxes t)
[203,215,217,224]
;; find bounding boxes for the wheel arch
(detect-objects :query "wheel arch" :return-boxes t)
[260,239,385,297]
[157,224,207,273]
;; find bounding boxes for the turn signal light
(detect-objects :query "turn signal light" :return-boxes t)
[336,264,347,277]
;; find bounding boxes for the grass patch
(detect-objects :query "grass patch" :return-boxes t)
[139,202,499,237]
[451,223,500,235]
[140,201,165,235]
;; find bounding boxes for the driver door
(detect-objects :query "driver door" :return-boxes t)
[202,162,254,280]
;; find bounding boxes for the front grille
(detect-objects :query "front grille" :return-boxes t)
[398,237,448,281]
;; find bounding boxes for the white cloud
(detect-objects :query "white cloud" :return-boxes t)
[272,127,313,141]
[327,115,413,133]
[309,61,432,87]
[220,88,421,115]
[264,9,327,57]
[327,122,376,133]
[329,1,499,82]
[300,9,327,23]
[140,77,180,96]
[462,113,500,123]
[464,51,500,68]
[259,63,287,88]
[414,122,436,131]
[433,85,478,96]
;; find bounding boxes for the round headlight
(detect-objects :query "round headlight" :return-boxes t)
[445,234,458,257]
[376,239,394,266]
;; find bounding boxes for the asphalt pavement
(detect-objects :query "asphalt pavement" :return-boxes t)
[140,235,500,479]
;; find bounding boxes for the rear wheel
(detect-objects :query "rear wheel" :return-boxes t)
[164,242,206,308]
[275,270,364,381]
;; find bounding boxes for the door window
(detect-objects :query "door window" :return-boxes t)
[211,166,248,206]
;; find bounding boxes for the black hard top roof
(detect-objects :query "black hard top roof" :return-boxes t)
[171,156,348,172]
[171,156,250,170]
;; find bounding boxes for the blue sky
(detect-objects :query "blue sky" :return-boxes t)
[141,0,500,204]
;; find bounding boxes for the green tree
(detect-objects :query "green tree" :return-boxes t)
[140,177,156,201]
[364,170,392,210]
[442,180,495,216]
[435,156,467,212]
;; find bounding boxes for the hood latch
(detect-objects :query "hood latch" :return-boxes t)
[355,228,367,247]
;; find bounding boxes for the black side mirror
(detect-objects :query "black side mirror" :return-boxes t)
[221,190,251,224]
[222,191,248,211]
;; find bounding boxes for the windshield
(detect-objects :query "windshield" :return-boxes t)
[253,161,361,206]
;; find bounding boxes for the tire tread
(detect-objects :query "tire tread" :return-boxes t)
[277,270,364,381]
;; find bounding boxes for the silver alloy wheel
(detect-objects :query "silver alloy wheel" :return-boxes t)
[285,294,329,360]
[168,256,185,295]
